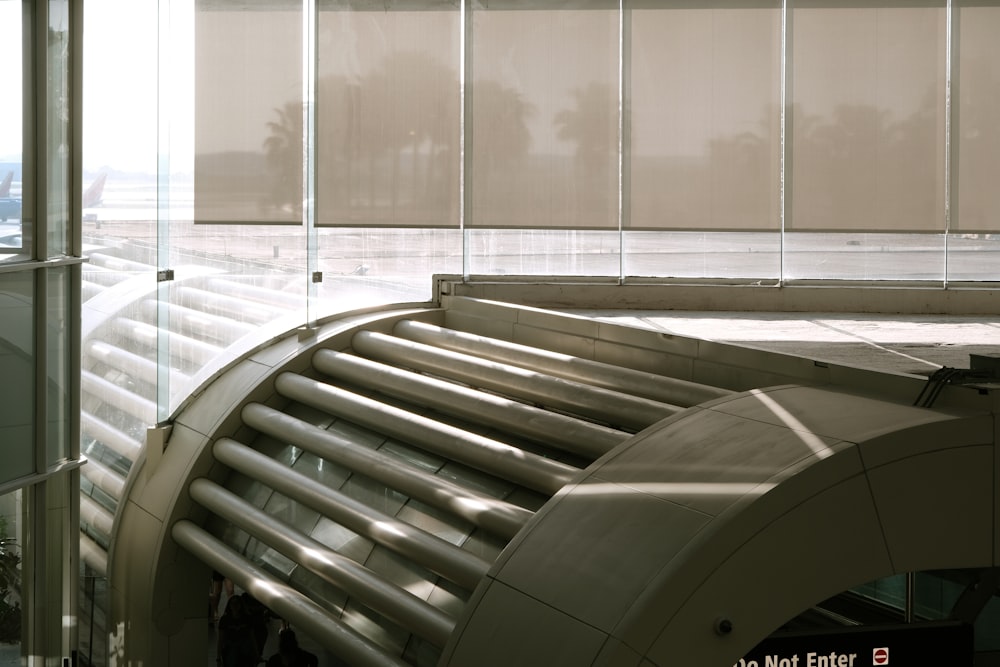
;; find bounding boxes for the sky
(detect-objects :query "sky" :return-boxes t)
[0,2,22,161]
[0,0,194,174]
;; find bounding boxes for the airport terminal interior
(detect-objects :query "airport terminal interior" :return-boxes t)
[3,1,1000,665]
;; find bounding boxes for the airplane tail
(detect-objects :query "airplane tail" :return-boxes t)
[83,172,107,208]
[0,171,12,198]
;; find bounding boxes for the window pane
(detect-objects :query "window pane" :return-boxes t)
[783,231,945,282]
[469,1,619,229]
[628,2,782,231]
[465,229,621,276]
[789,2,946,233]
[0,0,24,259]
[0,272,34,485]
[46,267,71,465]
[953,4,1000,234]
[47,0,71,256]
[316,1,460,227]
[0,488,24,659]
[623,230,780,280]
[194,0,303,224]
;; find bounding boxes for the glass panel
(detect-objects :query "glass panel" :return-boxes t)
[46,267,71,466]
[310,516,374,565]
[290,450,352,489]
[465,229,621,276]
[194,0,303,224]
[395,499,470,547]
[950,3,1000,282]
[623,230,780,279]
[628,1,782,232]
[784,231,946,281]
[261,490,321,537]
[469,1,619,230]
[954,3,1000,235]
[0,488,23,663]
[0,0,24,260]
[82,0,158,225]
[947,235,1000,282]
[789,2,946,233]
[47,0,71,256]
[315,1,460,228]
[0,272,34,485]
[315,227,460,307]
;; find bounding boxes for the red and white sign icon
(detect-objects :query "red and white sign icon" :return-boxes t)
[873,647,889,665]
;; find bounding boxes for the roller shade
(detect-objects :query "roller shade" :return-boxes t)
[315,0,460,227]
[627,2,782,231]
[954,3,1000,233]
[788,1,947,232]
[466,1,619,229]
[194,0,303,224]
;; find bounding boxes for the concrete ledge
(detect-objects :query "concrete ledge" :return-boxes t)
[437,276,1000,315]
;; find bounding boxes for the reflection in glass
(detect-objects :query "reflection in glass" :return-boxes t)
[0,0,23,259]
[47,0,71,255]
[0,489,22,664]
[46,266,72,466]
[0,272,35,485]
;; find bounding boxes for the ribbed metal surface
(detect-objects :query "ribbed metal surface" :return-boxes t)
[78,242,737,666]
[179,314,736,664]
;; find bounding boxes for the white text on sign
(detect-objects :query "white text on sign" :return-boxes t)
[734,652,859,667]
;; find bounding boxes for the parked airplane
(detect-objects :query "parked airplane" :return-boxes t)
[0,200,19,222]
[83,172,107,208]
[0,171,18,220]
[0,172,107,222]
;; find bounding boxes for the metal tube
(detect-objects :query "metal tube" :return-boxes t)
[277,369,577,494]
[82,371,157,424]
[80,495,114,540]
[189,478,456,647]
[172,520,409,667]
[80,456,126,501]
[86,252,156,273]
[175,286,286,325]
[352,330,677,431]
[204,277,304,309]
[79,532,107,578]
[313,348,626,460]
[111,317,222,367]
[213,438,490,589]
[241,402,532,540]
[81,413,142,460]
[139,299,256,342]
[394,319,733,406]
[84,340,188,389]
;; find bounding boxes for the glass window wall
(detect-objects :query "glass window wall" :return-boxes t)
[0,272,35,486]
[79,0,1000,461]
[0,0,25,261]
[0,488,23,665]
[785,1,948,281]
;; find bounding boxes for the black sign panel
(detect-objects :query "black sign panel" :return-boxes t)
[736,622,973,667]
